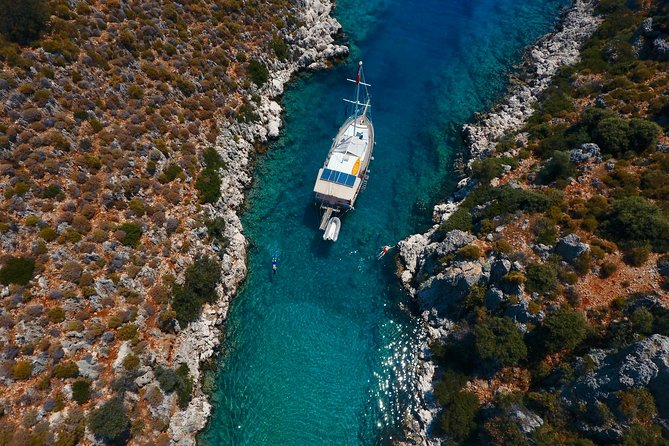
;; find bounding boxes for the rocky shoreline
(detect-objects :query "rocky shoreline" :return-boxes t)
[166,1,348,444]
[395,1,601,444]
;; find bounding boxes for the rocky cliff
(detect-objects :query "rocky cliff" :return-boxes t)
[395,1,601,444]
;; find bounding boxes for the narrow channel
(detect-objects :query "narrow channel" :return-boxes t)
[200,0,569,444]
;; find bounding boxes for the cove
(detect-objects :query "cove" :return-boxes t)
[199,0,569,444]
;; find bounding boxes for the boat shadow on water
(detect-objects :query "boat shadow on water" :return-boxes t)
[300,203,336,258]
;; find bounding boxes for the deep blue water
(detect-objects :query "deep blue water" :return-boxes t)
[199,1,569,444]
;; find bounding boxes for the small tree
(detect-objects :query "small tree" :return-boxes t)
[118,222,142,248]
[247,59,269,86]
[593,117,629,155]
[0,0,49,44]
[195,168,221,203]
[88,398,130,442]
[540,308,587,353]
[628,119,661,153]
[0,256,35,285]
[474,316,527,367]
[525,263,558,295]
[71,380,91,404]
[439,391,479,441]
[538,151,574,186]
[604,196,669,251]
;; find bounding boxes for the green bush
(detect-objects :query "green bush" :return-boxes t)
[630,308,654,336]
[599,261,617,278]
[624,247,650,267]
[439,390,479,441]
[203,147,224,170]
[38,226,57,242]
[439,207,472,233]
[47,307,65,323]
[468,185,555,221]
[534,218,558,245]
[53,361,79,379]
[160,163,183,183]
[122,354,139,371]
[11,360,32,380]
[247,58,269,86]
[434,369,468,406]
[457,244,481,261]
[474,316,527,367]
[155,366,178,392]
[196,168,221,204]
[42,184,62,199]
[88,398,130,442]
[593,117,629,155]
[175,363,193,409]
[154,363,193,409]
[603,196,669,252]
[171,256,221,327]
[525,263,558,295]
[117,323,138,341]
[537,151,574,186]
[628,119,662,153]
[540,308,587,354]
[0,0,49,44]
[470,156,516,184]
[237,102,259,123]
[71,380,91,404]
[270,36,289,61]
[0,256,35,285]
[118,222,142,248]
[620,423,668,446]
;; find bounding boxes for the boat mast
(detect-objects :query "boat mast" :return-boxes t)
[352,61,362,136]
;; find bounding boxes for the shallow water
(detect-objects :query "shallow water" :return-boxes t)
[199,1,569,444]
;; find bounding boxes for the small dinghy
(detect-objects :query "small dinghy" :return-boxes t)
[323,217,341,241]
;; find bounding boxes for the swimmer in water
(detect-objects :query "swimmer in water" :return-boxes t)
[377,245,393,260]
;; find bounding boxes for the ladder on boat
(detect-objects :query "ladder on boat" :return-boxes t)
[361,174,369,192]
[319,207,334,231]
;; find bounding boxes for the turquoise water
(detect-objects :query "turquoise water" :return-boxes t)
[200,1,569,444]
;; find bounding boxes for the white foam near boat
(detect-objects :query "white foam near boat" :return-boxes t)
[314,61,375,241]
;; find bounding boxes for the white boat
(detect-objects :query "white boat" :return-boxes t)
[314,61,375,241]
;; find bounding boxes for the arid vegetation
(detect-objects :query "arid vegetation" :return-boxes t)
[0,0,304,444]
[425,0,669,444]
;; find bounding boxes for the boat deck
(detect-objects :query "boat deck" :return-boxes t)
[313,115,373,208]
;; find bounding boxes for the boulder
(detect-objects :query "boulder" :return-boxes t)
[653,37,669,61]
[94,278,116,298]
[485,287,505,310]
[570,143,602,164]
[489,259,511,284]
[504,293,545,324]
[507,405,543,434]
[563,335,669,418]
[417,261,484,315]
[532,243,552,261]
[76,357,101,380]
[554,234,589,263]
[434,230,476,257]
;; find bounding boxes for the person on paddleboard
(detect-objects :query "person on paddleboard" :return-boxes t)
[272,257,278,274]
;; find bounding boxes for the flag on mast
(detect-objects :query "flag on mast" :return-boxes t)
[356,62,361,84]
